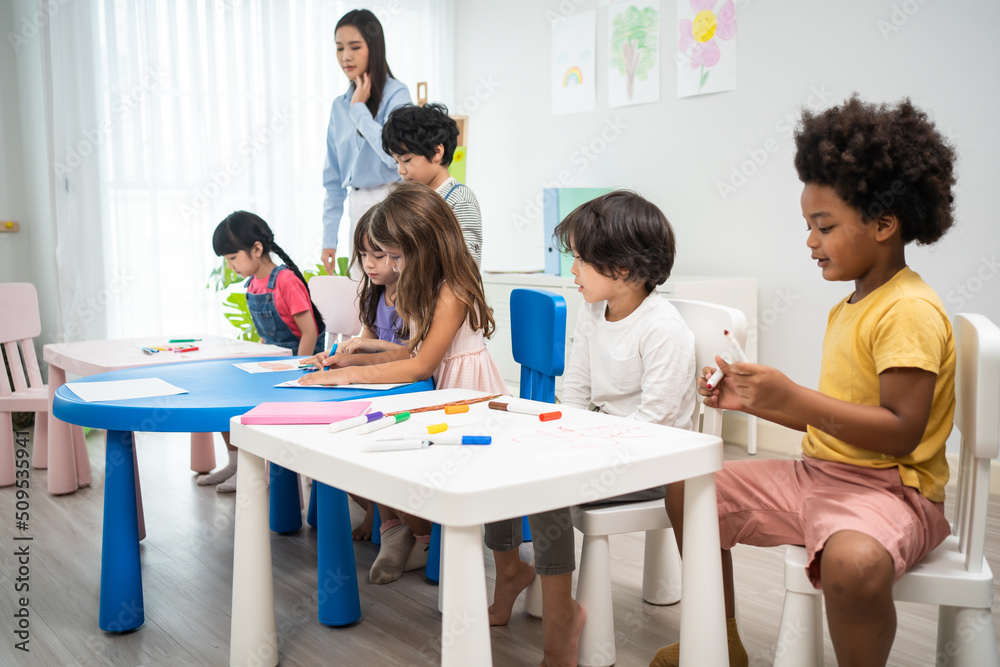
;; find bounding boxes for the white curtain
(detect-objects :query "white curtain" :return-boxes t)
[78,0,453,338]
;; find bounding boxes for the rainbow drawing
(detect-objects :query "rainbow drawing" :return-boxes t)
[562,66,583,87]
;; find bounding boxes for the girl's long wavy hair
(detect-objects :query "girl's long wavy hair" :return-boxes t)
[364,182,493,351]
[336,9,394,119]
[351,218,401,341]
[212,211,325,332]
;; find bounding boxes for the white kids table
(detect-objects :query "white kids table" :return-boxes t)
[228,388,728,667]
[43,336,291,494]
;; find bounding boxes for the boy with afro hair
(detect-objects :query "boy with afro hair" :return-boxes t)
[653,95,958,667]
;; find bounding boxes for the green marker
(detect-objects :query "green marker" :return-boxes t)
[356,411,411,435]
[169,338,201,343]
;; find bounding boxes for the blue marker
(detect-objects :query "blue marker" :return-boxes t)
[328,411,384,433]
[300,343,338,372]
[364,435,492,451]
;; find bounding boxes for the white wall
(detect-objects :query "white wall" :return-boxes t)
[455,0,1000,393]
[0,3,30,285]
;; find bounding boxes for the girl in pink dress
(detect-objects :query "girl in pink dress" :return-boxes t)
[301,181,507,583]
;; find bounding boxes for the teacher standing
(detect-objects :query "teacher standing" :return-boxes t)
[322,9,411,274]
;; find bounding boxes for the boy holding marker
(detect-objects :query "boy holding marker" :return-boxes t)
[654,97,958,667]
[487,191,696,667]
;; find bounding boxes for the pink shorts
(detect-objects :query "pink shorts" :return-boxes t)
[716,456,951,588]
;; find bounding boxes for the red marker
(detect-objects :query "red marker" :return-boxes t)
[175,346,199,353]
[706,330,746,389]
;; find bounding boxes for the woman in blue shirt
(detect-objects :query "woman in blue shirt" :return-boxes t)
[322,9,411,275]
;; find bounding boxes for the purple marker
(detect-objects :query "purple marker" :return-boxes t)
[328,411,384,433]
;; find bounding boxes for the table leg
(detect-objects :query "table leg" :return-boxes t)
[315,482,361,626]
[268,463,302,533]
[99,430,144,631]
[679,472,727,667]
[72,423,92,487]
[133,444,146,542]
[190,432,217,473]
[440,524,491,666]
[46,365,78,493]
[230,449,277,667]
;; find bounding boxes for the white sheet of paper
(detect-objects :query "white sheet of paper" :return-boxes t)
[274,379,407,391]
[65,378,189,402]
[233,361,304,373]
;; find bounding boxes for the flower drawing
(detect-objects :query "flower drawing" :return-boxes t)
[678,0,735,91]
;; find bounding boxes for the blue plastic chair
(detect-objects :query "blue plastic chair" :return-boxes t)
[427,288,567,583]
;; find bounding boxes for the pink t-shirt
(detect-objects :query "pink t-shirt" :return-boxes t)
[246,268,316,338]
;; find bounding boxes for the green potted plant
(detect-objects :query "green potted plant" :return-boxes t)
[206,257,351,340]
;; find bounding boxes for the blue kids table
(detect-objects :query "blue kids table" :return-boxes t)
[52,356,432,632]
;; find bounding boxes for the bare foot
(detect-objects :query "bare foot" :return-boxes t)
[488,558,535,626]
[540,601,586,667]
[352,505,374,541]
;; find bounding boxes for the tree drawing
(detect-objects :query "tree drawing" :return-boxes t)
[610,5,659,99]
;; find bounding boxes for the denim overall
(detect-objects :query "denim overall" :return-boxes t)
[245,266,324,354]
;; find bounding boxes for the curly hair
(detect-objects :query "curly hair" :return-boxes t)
[554,190,676,293]
[794,95,957,245]
[382,103,460,166]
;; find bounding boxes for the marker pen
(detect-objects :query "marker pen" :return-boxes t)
[444,404,469,414]
[488,400,561,421]
[363,435,492,452]
[175,346,199,353]
[328,411,385,433]
[724,329,748,363]
[362,439,426,452]
[706,330,748,389]
[356,411,411,434]
[169,338,201,343]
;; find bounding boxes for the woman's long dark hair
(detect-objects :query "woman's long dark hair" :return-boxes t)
[336,9,394,119]
[213,211,325,332]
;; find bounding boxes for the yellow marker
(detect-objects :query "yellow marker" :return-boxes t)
[444,405,469,414]
[427,423,448,434]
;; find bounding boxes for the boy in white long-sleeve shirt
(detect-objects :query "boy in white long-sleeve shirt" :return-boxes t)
[488,190,696,667]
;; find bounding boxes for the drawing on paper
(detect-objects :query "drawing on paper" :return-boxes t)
[608,1,660,107]
[552,11,596,116]
[677,0,737,97]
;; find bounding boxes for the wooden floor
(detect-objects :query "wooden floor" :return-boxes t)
[2,428,998,667]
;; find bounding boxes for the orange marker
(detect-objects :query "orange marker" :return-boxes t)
[444,404,470,414]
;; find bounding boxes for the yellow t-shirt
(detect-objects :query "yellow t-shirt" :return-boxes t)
[802,267,955,502]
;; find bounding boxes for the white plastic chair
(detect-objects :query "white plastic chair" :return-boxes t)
[772,312,1000,667]
[0,283,50,487]
[308,275,363,351]
[572,298,747,667]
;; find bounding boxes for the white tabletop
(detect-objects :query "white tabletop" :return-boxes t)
[44,335,291,376]
[231,388,722,525]
[229,388,728,666]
